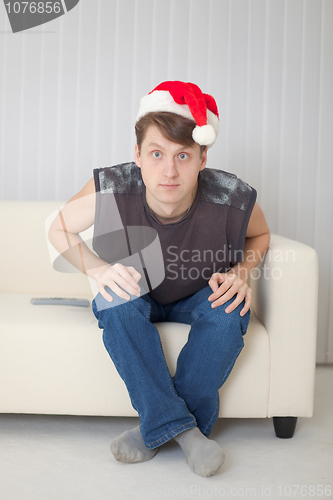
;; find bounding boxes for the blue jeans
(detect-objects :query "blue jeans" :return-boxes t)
[92,285,250,450]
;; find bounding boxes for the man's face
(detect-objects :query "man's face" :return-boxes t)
[135,125,207,214]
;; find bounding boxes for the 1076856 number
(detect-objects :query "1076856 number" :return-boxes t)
[277,485,332,497]
[5,2,62,14]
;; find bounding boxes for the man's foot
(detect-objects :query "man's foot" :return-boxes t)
[174,427,225,477]
[110,426,158,463]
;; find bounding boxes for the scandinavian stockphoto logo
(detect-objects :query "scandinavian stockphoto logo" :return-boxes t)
[3,0,80,33]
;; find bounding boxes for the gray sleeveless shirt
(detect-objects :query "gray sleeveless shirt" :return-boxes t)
[93,162,256,304]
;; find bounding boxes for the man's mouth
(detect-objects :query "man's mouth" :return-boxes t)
[160,184,179,189]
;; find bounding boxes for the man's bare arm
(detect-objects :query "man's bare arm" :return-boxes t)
[48,178,103,276]
[47,178,141,301]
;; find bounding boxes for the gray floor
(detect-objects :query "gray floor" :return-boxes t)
[0,366,332,500]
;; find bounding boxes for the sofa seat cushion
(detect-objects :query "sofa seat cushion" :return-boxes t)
[0,293,269,417]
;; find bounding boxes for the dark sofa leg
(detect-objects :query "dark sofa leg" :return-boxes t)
[273,417,298,438]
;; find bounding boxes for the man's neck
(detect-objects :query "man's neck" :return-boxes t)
[146,184,198,225]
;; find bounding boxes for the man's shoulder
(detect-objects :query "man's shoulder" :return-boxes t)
[199,168,256,211]
[94,162,142,194]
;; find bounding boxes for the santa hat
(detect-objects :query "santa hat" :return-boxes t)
[136,81,219,148]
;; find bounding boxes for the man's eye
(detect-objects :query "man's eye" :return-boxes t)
[152,151,162,159]
[178,153,188,160]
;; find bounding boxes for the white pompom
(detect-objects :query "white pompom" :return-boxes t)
[192,124,216,146]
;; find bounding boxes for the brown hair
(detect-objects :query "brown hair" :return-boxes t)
[135,112,206,156]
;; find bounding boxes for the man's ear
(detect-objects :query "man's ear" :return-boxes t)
[134,144,141,168]
[200,147,208,171]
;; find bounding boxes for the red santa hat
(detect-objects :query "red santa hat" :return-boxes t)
[136,81,219,148]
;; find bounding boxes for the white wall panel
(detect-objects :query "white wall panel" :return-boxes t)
[314,0,333,363]
[54,7,80,201]
[296,0,321,246]
[0,0,332,362]
[150,0,171,86]
[261,0,285,230]
[186,0,211,85]
[91,1,117,176]
[245,0,266,190]
[37,28,60,200]
[277,0,303,238]
[206,0,231,171]
[231,0,248,177]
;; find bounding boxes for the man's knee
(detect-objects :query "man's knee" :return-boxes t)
[92,289,151,328]
[194,293,250,336]
[213,298,250,334]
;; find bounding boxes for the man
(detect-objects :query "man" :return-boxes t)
[48,81,270,477]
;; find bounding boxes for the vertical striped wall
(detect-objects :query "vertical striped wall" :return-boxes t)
[0,0,332,363]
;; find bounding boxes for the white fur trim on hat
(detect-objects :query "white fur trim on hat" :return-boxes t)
[136,90,194,122]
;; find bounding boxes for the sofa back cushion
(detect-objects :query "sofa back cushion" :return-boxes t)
[0,201,93,296]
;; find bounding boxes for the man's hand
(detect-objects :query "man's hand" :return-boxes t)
[208,270,251,316]
[94,263,142,302]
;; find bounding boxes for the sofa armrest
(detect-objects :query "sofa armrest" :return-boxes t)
[249,233,318,417]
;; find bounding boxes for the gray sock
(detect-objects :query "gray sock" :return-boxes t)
[174,427,225,477]
[110,426,158,463]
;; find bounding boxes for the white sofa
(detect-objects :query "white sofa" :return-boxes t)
[0,201,319,438]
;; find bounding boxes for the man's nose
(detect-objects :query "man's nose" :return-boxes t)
[163,156,178,177]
